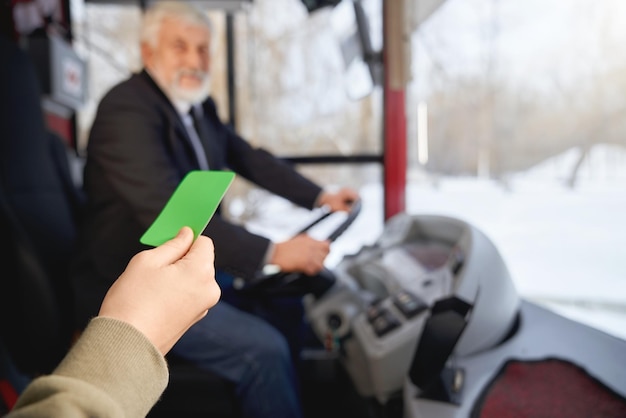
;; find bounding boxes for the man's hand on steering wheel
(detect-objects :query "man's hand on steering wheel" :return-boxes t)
[318,188,360,212]
[241,196,362,298]
[270,234,330,276]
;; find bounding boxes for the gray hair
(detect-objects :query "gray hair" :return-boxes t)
[140,1,213,49]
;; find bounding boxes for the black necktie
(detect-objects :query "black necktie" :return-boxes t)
[182,108,209,170]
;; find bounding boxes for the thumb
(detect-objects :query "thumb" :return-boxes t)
[149,227,195,266]
[181,234,215,265]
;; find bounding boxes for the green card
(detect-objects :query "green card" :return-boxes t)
[140,170,235,247]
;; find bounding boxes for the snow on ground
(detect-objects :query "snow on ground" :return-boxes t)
[244,144,626,341]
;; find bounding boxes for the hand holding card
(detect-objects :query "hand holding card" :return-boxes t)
[140,170,235,247]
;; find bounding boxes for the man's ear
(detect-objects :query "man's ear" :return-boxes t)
[141,42,153,68]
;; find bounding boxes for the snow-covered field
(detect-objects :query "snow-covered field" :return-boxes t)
[244,145,626,341]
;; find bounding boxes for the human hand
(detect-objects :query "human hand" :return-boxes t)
[318,187,359,212]
[98,227,220,355]
[270,234,330,276]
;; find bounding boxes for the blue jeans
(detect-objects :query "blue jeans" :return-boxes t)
[171,271,303,418]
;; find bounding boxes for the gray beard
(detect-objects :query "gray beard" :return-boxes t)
[149,65,212,105]
[169,75,212,105]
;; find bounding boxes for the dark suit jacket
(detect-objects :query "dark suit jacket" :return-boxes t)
[72,70,322,326]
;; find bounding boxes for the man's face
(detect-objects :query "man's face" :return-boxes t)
[143,17,212,104]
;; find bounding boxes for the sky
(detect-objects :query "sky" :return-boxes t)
[411,0,626,95]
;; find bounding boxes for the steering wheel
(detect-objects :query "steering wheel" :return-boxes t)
[234,199,362,299]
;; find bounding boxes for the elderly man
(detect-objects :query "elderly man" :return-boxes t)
[71,2,358,417]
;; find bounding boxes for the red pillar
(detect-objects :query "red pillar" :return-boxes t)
[382,0,408,220]
[383,87,407,220]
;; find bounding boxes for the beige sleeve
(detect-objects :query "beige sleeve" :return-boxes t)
[7,317,169,418]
